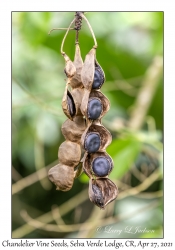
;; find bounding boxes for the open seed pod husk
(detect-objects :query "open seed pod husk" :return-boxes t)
[89,178,118,209]
[61,116,86,144]
[70,44,84,88]
[58,141,81,167]
[62,84,76,120]
[80,88,90,117]
[63,53,76,78]
[83,151,113,178]
[81,123,112,153]
[89,90,110,118]
[48,163,74,191]
[71,88,84,116]
[92,59,105,90]
[81,48,96,90]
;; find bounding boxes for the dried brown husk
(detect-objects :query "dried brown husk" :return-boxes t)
[62,84,76,120]
[71,88,84,116]
[89,178,118,209]
[80,88,90,117]
[48,163,74,191]
[61,116,86,144]
[81,122,112,152]
[70,44,84,88]
[63,53,76,78]
[58,141,81,167]
[89,90,110,119]
[74,162,83,179]
[83,151,113,178]
[81,48,96,90]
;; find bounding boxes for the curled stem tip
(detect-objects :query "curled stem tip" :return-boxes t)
[80,12,97,48]
[61,18,76,55]
[48,27,74,35]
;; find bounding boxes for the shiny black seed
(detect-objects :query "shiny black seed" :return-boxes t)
[92,68,104,89]
[67,92,76,117]
[92,184,104,207]
[92,156,111,177]
[84,133,100,153]
[87,98,102,120]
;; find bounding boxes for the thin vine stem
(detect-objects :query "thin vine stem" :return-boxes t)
[60,18,76,55]
[48,27,74,35]
[80,12,97,49]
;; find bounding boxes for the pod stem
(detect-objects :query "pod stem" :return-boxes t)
[61,18,76,56]
[80,12,98,49]
[48,27,74,35]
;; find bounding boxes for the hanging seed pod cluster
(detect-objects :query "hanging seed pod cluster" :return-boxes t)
[48,12,118,209]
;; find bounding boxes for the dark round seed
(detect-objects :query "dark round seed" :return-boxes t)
[67,93,76,117]
[92,156,111,177]
[87,98,102,120]
[92,69,104,89]
[84,133,101,153]
[92,184,104,208]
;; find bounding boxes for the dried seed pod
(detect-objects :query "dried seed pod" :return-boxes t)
[63,53,76,78]
[61,116,86,143]
[71,88,84,116]
[83,151,113,178]
[82,122,112,152]
[87,97,103,120]
[70,44,84,88]
[92,61,105,89]
[81,48,96,90]
[62,84,76,120]
[89,179,104,208]
[58,141,81,167]
[48,164,74,191]
[89,178,118,209]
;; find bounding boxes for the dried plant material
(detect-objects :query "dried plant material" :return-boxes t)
[61,116,86,143]
[80,88,90,117]
[81,48,96,90]
[71,88,84,116]
[63,53,76,78]
[83,151,113,178]
[62,85,76,120]
[58,141,81,167]
[70,44,84,88]
[48,164,74,191]
[89,179,104,208]
[89,178,118,209]
[74,162,83,179]
[89,90,110,119]
[82,122,112,152]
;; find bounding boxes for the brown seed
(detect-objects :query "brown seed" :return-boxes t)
[58,141,81,167]
[48,164,74,191]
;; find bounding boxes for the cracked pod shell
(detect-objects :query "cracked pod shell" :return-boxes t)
[70,44,84,89]
[61,116,86,144]
[81,48,96,90]
[89,178,118,209]
[80,89,110,120]
[83,151,113,178]
[62,84,76,120]
[58,141,81,167]
[48,163,74,191]
[63,53,76,78]
[81,122,112,153]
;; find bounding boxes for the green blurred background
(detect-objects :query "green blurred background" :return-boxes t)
[12,12,163,238]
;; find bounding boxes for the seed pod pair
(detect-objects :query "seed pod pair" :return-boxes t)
[80,48,118,208]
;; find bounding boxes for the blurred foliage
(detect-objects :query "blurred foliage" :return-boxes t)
[12,12,163,239]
